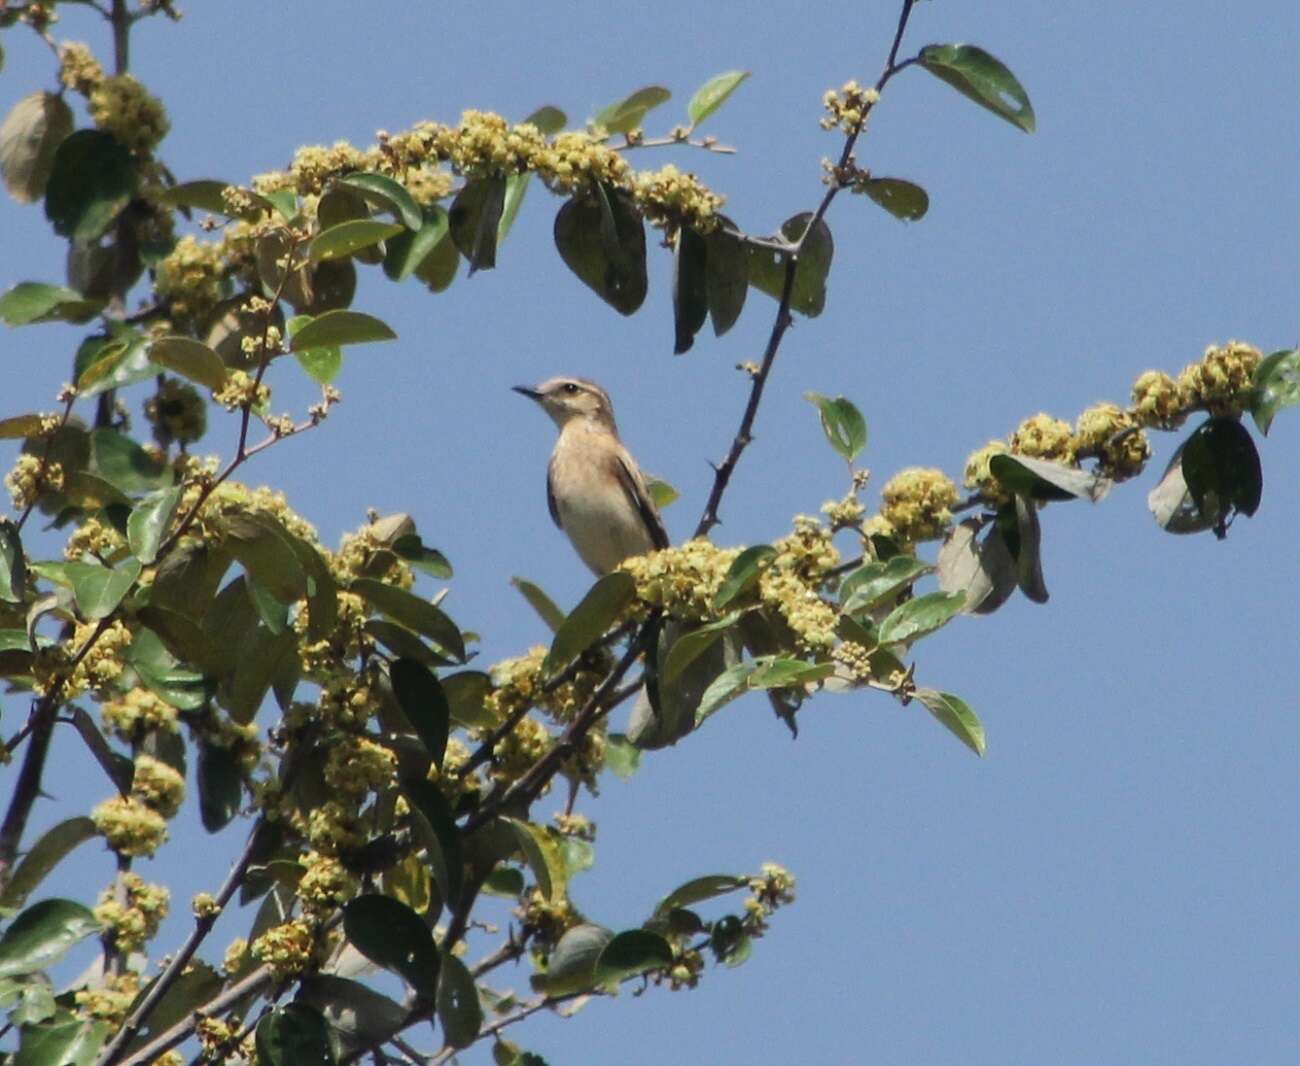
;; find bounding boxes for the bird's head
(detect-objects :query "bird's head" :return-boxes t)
[513,377,617,432]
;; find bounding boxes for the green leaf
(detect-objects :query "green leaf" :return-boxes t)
[383,205,450,282]
[746,213,834,317]
[553,182,648,315]
[694,660,756,725]
[0,899,99,977]
[343,894,439,998]
[559,835,595,878]
[645,476,678,511]
[662,612,743,684]
[44,130,138,239]
[498,172,532,245]
[284,314,342,385]
[352,578,465,661]
[0,414,45,438]
[936,518,1017,616]
[704,224,748,336]
[449,176,507,273]
[1250,348,1300,435]
[654,874,748,916]
[147,336,228,391]
[254,1003,337,1066]
[672,226,709,354]
[35,557,141,619]
[804,392,867,463]
[288,309,396,350]
[442,670,496,728]
[437,953,483,1049]
[595,929,673,984]
[603,732,641,780]
[414,223,460,293]
[0,520,26,604]
[594,86,671,134]
[0,818,96,910]
[296,975,408,1055]
[74,331,154,396]
[137,603,221,677]
[510,577,567,634]
[220,512,307,605]
[862,177,929,221]
[131,960,223,1046]
[219,625,297,724]
[197,737,243,832]
[0,282,102,326]
[988,453,1111,503]
[390,658,450,769]
[16,1018,109,1066]
[153,179,230,215]
[542,571,635,677]
[524,105,568,135]
[918,43,1036,133]
[687,71,750,128]
[126,487,181,565]
[877,590,966,645]
[335,171,424,231]
[308,219,404,264]
[90,428,170,492]
[391,533,453,578]
[914,688,986,756]
[506,818,568,902]
[67,706,134,793]
[0,91,73,203]
[840,555,932,614]
[401,777,463,905]
[748,657,835,690]
[1179,416,1263,538]
[530,923,612,995]
[1010,496,1048,604]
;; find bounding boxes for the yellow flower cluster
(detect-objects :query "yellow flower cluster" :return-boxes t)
[323,734,398,796]
[145,377,207,446]
[131,753,186,818]
[759,517,840,651]
[537,130,630,194]
[832,640,877,683]
[962,439,1012,504]
[517,886,579,955]
[820,80,880,133]
[251,918,316,977]
[560,727,606,793]
[429,737,483,807]
[1129,370,1185,429]
[256,140,366,197]
[297,850,357,911]
[820,492,866,531]
[64,516,127,562]
[553,811,594,839]
[1177,340,1261,416]
[1074,402,1151,481]
[333,519,415,589]
[5,454,61,511]
[58,41,104,95]
[153,235,228,328]
[1010,413,1076,464]
[299,800,366,856]
[89,74,170,154]
[632,164,723,233]
[297,591,367,681]
[491,714,552,786]
[221,936,249,976]
[91,795,168,857]
[178,478,318,555]
[191,892,220,918]
[312,678,383,730]
[481,645,602,726]
[404,167,456,205]
[69,619,133,697]
[877,468,959,545]
[449,110,547,177]
[195,1017,239,1061]
[93,874,169,953]
[666,947,705,990]
[75,971,139,1026]
[213,369,270,412]
[620,538,741,622]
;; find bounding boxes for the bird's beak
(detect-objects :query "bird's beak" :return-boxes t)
[512,385,543,401]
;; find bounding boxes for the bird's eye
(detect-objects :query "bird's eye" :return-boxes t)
[562,383,580,395]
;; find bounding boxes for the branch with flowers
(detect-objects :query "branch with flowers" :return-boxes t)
[0,0,1296,1063]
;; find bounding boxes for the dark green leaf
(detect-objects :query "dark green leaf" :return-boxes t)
[1179,416,1263,538]
[284,314,343,385]
[0,520,26,603]
[746,213,833,317]
[672,226,709,354]
[662,612,743,684]
[482,865,526,898]
[391,533,453,578]
[220,512,307,605]
[44,130,138,239]
[530,924,612,995]
[401,776,463,905]
[989,453,1111,502]
[594,929,673,984]
[553,183,648,315]
[804,391,867,462]
[862,177,929,221]
[878,590,966,645]
[147,336,228,391]
[542,571,635,677]
[1012,496,1048,603]
[16,1017,109,1066]
[449,176,507,273]
[390,658,450,769]
[352,578,465,661]
[442,670,496,729]
[498,172,532,245]
[219,626,297,724]
[840,555,932,614]
[414,223,460,293]
[510,577,566,634]
[288,309,396,350]
[694,660,756,726]
[687,71,750,128]
[153,179,230,215]
[365,620,443,668]
[918,43,1036,133]
[343,895,439,998]
[0,91,73,203]
[704,224,748,336]
[654,874,748,915]
[197,737,243,832]
[437,954,483,1049]
[90,428,170,493]
[0,818,96,910]
[296,975,407,1055]
[286,534,338,643]
[505,818,567,902]
[308,219,404,264]
[594,86,671,134]
[137,603,221,676]
[335,171,424,231]
[67,706,134,793]
[523,105,568,135]
[915,688,986,756]
[383,205,450,282]
[603,732,641,780]
[1147,442,1214,535]
[0,899,99,977]
[132,960,223,1045]
[936,519,1016,616]
[0,282,102,326]
[749,657,834,690]
[254,1003,336,1066]
[263,188,298,220]
[1250,348,1300,434]
[37,557,141,619]
[126,487,180,565]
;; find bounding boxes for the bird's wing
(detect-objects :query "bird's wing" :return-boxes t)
[545,457,562,529]
[615,452,670,551]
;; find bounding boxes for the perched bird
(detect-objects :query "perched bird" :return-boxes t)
[514,376,669,574]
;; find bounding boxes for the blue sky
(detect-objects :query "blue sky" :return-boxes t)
[3,2,1299,1063]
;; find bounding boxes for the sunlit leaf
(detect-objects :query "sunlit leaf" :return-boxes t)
[126,487,181,565]
[654,874,748,915]
[593,86,671,135]
[804,391,867,463]
[287,309,396,350]
[0,818,96,910]
[505,818,567,902]
[662,612,743,684]
[148,336,229,391]
[915,688,986,756]
[0,282,101,326]
[335,171,424,231]
[989,453,1111,502]
[687,71,750,128]
[0,899,99,977]
[877,590,965,645]
[542,571,635,677]
[918,43,1036,132]
[1250,348,1300,434]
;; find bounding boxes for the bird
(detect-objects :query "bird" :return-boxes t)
[513,377,669,575]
